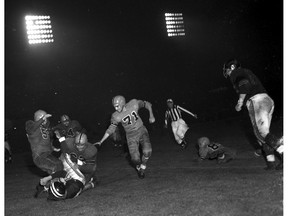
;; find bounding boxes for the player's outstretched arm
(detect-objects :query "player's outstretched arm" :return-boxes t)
[94,132,110,147]
[144,101,155,123]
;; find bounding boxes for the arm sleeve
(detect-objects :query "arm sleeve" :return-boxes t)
[25,119,44,135]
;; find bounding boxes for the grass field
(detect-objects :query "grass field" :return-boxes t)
[5,118,283,216]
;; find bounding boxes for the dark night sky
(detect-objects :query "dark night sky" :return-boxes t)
[5,0,283,134]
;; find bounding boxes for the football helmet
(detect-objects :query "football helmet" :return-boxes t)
[60,115,70,123]
[197,137,210,147]
[112,95,126,111]
[223,59,241,78]
[48,178,66,201]
[34,110,47,121]
[75,133,88,151]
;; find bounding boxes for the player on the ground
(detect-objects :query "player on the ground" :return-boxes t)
[197,137,236,163]
[34,152,95,201]
[223,59,283,170]
[95,95,155,179]
[34,132,97,199]
[26,110,63,174]
[164,99,197,149]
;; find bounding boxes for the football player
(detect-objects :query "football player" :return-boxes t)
[164,99,197,149]
[52,114,85,138]
[35,152,94,201]
[95,95,155,179]
[26,110,63,174]
[197,137,236,163]
[55,131,98,184]
[223,59,283,170]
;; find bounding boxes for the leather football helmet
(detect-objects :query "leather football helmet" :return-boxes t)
[48,178,66,201]
[112,95,126,111]
[75,133,87,151]
[223,59,241,78]
[34,110,47,121]
[197,137,210,147]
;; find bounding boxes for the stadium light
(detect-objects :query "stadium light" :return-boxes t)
[25,15,54,44]
[165,13,185,37]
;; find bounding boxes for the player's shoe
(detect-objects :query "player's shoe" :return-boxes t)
[34,183,48,198]
[180,140,187,149]
[136,165,145,179]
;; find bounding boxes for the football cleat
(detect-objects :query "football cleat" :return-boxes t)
[180,140,187,149]
[136,165,145,179]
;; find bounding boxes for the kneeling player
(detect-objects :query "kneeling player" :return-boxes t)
[197,137,236,163]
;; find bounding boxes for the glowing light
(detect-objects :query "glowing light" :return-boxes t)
[25,14,54,45]
[165,12,185,37]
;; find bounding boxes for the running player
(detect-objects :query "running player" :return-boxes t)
[95,95,155,179]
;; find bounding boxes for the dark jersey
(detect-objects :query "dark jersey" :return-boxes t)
[25,119,53,159]
[60,139,97,181]
[106,99,146,136]
[230,68,267,104]
[52,120,83,138]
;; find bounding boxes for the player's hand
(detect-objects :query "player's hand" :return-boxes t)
[194,114,198,119]
[43,114,52,120]
[149,116,155,123]
[94,142,102,150]
[235,103,242,112]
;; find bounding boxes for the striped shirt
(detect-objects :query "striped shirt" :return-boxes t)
[165,105,183,122]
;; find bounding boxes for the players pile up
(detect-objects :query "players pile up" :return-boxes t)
[24,59,283,201]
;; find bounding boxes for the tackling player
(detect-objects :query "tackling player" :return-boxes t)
[95,95,155,179]
[164,99,197,149]
[197,137,236,163]
[223,59,283,170]
[26,110,63,174]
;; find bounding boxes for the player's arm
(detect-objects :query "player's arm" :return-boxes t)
[94,119,118,146]
[142,100,155,123]
[164,111,169,128]
[199,146,208,160]
[25,119,45,135]
[178,106,197,119]
[235,93,246,112]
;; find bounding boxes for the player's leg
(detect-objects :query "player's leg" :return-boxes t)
[176,119,189,148]
[34,153,64,175]
[171,121,182,145]
[247,96,277,170]
[5,141,12,163]
[138,127,152,178]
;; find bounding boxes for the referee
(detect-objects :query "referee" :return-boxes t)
[164,99,197,148]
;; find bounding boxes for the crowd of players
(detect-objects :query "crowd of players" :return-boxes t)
[5,59,284,201]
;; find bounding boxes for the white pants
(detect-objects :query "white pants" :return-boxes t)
[246,93,274,144]
[171,118,189,144]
